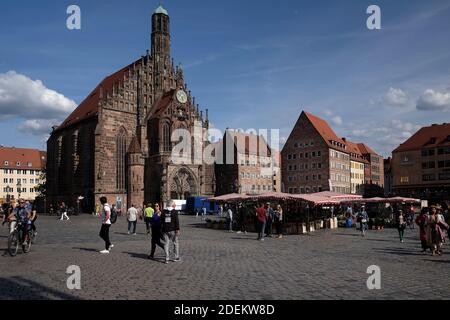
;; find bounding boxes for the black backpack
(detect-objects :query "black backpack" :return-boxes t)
[110,207,118,224]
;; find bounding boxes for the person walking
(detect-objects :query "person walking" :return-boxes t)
[236,203,248,234]
[59,202,70,221]
[265,203,275,237]
[416,208,429,252]
[127,204,138,235]
[144,203,154,236]
[148,203,165,259]
[357,206,368,237]
[99,197,113,254]
[226,206,234,232]
[161,201,181,264]
[396,210,407,243]
[256,203,267,241]
[275,204,283,239]
[426,205,448,256]
[202,205,207,221]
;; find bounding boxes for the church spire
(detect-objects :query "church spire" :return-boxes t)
[151,3,171,92]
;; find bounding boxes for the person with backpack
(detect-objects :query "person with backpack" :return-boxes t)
[161,201,181,264]
[99,196,114,254]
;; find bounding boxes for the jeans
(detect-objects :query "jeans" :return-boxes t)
[128,220,137,234]
[99,224,111,250]
[163,231,179,261]
[257,221,266,240]
[398,226,405,241]
[265,219,273,236]
[144,217,151,233]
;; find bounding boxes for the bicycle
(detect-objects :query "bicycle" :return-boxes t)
[8,221,33,257]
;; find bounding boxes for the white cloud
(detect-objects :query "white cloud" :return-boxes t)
[323,109,343,126]
[18,119,59,136]
[331,116,343,126]
[416,89,450,111]
[0,71,77,119]
[384,87,409,106]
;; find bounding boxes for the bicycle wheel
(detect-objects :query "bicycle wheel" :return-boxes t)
[8,231,19,257]
[22,234,32,253]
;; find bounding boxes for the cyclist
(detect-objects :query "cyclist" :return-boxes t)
[12,200,32,242]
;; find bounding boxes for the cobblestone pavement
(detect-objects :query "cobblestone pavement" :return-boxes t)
[0,215,449,300]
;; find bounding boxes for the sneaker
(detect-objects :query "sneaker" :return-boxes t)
[260,238,264,241]
[244,231,247,235]
[133,233,137,236]
[100,250,110,254]
[173,258,181,262]
[109,244,114,250]
[165,260,169,264]
[127,231,130,235]
[236,231,242,234]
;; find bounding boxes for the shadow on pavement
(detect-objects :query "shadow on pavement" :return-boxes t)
[0,276,77,300]
[374,248,426,256]
[123,251,167,264]
[72,247,99,252]
[423,259,450,264]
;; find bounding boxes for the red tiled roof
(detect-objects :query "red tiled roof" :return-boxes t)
[302,111,348,152]
[0,147,46,170]
[148,90,176,119]
[56,61,138,132]
[357,143,377,155]
[345,140,369,164]
[393,123,450,153]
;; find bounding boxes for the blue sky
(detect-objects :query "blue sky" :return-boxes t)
[1,0,450,156]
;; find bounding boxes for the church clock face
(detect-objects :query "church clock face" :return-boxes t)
[176,90,188,104]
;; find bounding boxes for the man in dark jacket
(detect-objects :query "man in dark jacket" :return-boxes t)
[161,201,181,264]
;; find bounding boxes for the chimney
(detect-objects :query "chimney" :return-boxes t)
[342,137,346,142]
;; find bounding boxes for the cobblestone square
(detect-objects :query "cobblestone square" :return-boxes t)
[1,215,449,300]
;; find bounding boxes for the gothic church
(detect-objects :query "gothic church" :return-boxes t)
[46,5,215,212]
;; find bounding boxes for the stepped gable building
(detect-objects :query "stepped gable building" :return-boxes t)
[357,143,384,196]
[392,122,450,202]
[47,5,214,212]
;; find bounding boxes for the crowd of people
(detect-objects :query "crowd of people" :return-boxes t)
[217,202,284,240]
[96,198,181,264]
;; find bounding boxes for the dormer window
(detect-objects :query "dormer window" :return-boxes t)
[429,137,437,144]
[27,162,32,167]
[4,161,8,166]
[16,161,21,167]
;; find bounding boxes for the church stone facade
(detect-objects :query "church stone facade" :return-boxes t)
[46,6,215,212]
